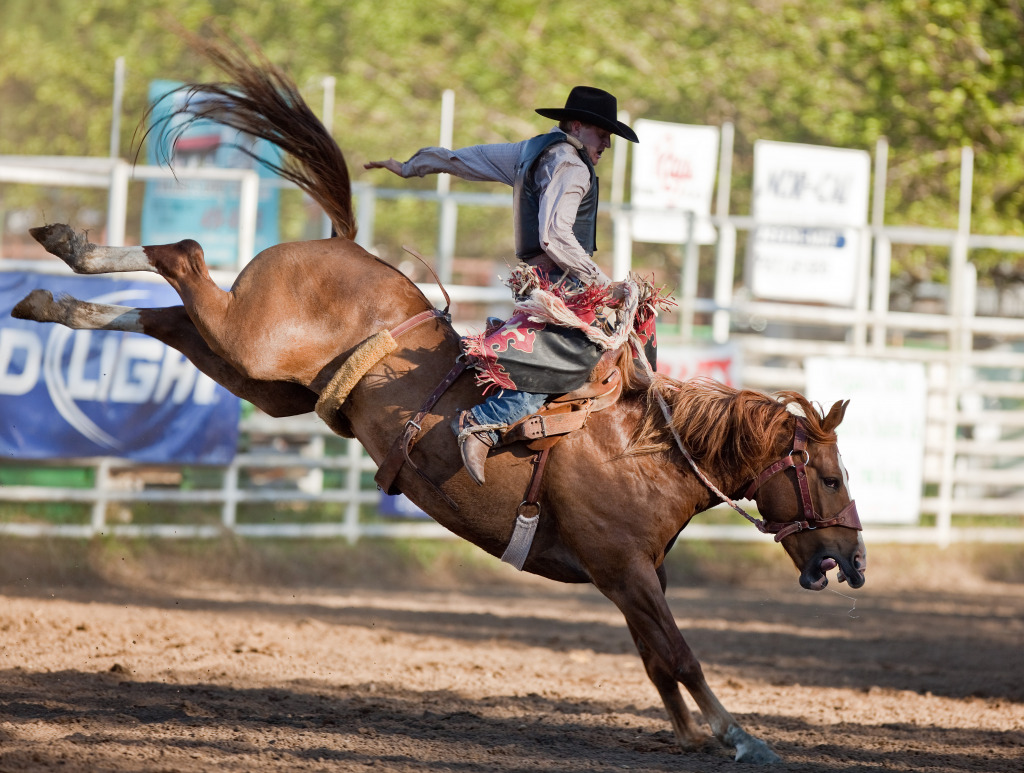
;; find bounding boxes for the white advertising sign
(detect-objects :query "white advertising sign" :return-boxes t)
[804,357,926,525]
[750,140,870,306]
[630,120,719,245]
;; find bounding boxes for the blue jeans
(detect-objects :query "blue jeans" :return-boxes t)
[461,389,549,444]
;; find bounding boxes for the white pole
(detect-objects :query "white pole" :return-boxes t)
[321,76,337,239]
[936,145,974,548]
[870,137,891,352]
[237,170,260,269]
[321,76,336,135]
[712,122,735,343]
[611,110,632,280]
[611,111,629,206]
[344,438,363,544]
[221,461,239,530]
[91,458,111,534]
[437,89,456,282]
[680,212,699,340]
[105,159,129,246]
[109,57,125,159]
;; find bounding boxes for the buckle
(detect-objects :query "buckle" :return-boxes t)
[517,501,541,519]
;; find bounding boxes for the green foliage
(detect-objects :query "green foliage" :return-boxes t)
[2,0,1023,281]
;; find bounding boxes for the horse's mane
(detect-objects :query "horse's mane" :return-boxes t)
[628,376,838,479]
[138,26,357,241]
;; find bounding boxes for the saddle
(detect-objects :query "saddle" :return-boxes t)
[498,361,622,447]
[373,350,624,507]
[370,317,627,571]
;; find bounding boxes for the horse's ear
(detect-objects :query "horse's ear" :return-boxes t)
[821,399,850,433]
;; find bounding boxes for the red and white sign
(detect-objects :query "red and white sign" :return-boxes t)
[655,343,740,387]
[630,120,719,245]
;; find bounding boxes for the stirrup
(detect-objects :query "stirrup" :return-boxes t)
[454,412,504,485]
[454,411,504,448]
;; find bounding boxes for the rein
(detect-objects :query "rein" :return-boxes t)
[635,334,861,542]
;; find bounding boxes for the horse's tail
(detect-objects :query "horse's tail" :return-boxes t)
[143,28,356,240]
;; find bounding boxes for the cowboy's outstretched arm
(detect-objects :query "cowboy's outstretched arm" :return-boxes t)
[365,143,523,185]
[363,158,404,175]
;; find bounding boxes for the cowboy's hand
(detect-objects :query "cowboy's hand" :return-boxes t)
[363,158,403,175]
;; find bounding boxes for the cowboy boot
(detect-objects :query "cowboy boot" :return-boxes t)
[454,410,497,486]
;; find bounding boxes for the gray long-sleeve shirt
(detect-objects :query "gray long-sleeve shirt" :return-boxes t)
[399,129,610,287]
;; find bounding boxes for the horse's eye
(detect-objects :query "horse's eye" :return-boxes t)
[823,477,841,490]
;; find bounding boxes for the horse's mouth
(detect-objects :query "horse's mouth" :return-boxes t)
[800,549,866,591]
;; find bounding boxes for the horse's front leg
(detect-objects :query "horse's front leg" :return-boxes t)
[595,563,781,764]
[623,568,710,750]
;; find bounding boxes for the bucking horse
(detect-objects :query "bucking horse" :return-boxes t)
[12,31,866,764]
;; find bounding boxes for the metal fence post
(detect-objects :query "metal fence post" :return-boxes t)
[236,170,259,269]
[321,75,337,240]
[611,111,633,281]
[436,90,456,283]
[109,57,125,160]
[870,137,891,352]
[355,186,377,251]
[680,211,699,340]
[936,145,975,548]
[91,458,111,535]
[105,159,129,247]
[221,460,239,531]
[344,438,363,544]
[712,122,735,344]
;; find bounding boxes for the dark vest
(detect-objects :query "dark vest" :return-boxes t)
[512,133,598,261]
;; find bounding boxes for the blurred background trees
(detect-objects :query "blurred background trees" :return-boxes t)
[2,0,1022,287]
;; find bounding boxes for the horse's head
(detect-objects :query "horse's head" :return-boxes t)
[749,398,867,591]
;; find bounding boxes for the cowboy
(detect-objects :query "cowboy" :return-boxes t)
[365,86,638,485]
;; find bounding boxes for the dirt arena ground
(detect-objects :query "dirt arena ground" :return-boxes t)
[0,538,1021,773]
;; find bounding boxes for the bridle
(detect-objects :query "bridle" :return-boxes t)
[635,333,861,542]
[656,396,862,542]
[739,418,862,541]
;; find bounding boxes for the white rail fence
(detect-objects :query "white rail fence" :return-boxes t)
[3,154,1024,545]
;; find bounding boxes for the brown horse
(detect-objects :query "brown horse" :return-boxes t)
[12,35,866,764]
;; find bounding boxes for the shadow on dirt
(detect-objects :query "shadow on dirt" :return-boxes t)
[0,670,1019,773]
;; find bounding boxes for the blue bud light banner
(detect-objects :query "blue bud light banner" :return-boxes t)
[141,79,281,267]
[0,272,240,463]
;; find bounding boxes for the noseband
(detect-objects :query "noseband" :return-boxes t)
[742,419,862,541]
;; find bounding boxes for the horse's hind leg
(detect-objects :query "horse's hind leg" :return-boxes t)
[12,290,317,417]
[30,224,160,274]
[32,224,285,384]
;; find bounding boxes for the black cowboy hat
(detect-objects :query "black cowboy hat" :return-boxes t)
[536,86,638,143]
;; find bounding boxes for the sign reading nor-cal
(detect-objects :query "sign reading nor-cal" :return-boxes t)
[750,140,870,306]
[630,120,719,245]
[804,357,926,525]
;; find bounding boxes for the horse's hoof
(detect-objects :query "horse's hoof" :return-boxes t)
[29,223,88,263]
[11,289,57,322]
[725,726,782,764]
[734,737,781,764]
